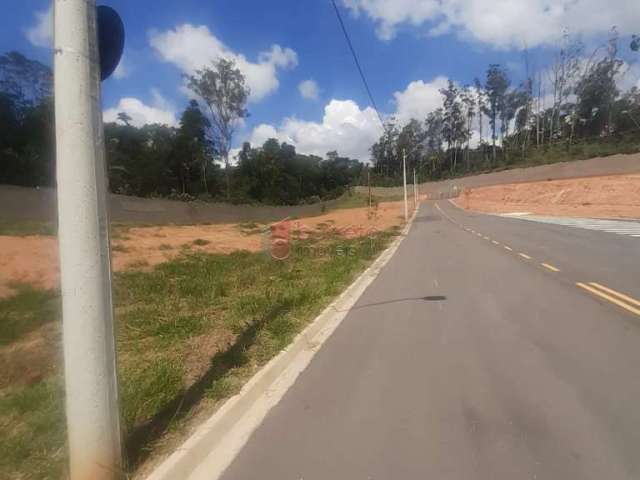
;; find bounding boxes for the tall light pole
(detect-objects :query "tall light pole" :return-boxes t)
[402,149,408,222]
[54,1,123,479]
[413,168,418,208]
[367,167,372,209]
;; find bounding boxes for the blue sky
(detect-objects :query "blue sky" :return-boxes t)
[4,1,640,159]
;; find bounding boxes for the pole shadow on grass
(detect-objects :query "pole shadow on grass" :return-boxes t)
[124,302,292,470]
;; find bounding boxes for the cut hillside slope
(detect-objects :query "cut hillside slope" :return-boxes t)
[455,174,640,219]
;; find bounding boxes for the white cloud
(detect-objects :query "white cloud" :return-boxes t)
[248,99,384,160]
[112,56,129,80]
[103,89,178,127]
[25,4,53,47]
[342,0,640,49]
[393,77,448,123]
[149,24,297,102]
[298,79,320,100]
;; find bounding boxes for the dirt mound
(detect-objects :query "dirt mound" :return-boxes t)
[455,174,640,219]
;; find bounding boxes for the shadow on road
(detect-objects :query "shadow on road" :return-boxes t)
[352,295,447,310]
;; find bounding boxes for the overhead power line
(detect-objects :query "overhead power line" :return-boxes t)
[330,0,386,129]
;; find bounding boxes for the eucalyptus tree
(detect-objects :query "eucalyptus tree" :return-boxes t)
[186,58,250,199]
[485,64,510,164]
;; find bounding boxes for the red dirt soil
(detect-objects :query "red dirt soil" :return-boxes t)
[455,174,640,219]
[0,201,406,299]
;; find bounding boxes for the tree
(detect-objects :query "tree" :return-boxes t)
[397,119,426,174]
[0,52,54,187]
[117,112,132,126]
[460,86,476,170]
[370,119,400,177]
[474,78,488,146]
[485,64,510,164]
[424,109,444,175]
[440,80,467,172]
[175,100,212,194]
[548,33,583,141]
[576,33,623,136]
[186,58,250,199]
[0,51,52,113]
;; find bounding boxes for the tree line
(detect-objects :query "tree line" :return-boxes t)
[0,52,365,205]
[370,29,640,185]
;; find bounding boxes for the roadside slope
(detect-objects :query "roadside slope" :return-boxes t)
[455,174,640,219]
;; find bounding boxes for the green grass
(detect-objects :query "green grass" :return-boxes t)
[0,380,67,480]
[0,221,56,236]
[0,229,397,479]
[0,284,59,346]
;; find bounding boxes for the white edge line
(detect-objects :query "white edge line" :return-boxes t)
[145,209,419,480]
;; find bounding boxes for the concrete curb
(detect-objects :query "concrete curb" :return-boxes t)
[144,206,420,480]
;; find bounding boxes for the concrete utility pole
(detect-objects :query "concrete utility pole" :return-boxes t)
[368,168,372,209]
[413,168,418,208]
[403,149,408,222]
[54,1,123,479]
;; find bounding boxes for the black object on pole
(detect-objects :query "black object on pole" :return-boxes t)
[97,5,125,81]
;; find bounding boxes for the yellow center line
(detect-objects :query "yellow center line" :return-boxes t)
[588,282,640,307]
[542,263,560,272]
[503,245,513,251]
[519,253,532,260]
[577,283,640,316]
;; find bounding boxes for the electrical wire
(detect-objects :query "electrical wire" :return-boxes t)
[330,0,386,129]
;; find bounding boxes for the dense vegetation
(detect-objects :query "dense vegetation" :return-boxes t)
[0,52,365,205]
[369,30,640,185]
[2,29,640,200]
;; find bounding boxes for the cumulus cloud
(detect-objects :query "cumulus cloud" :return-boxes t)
[342,0,640,49]
[248,99,383,160]
[149,24,297,102]
[25,3,53,47]
[393,77,448,123]
[103,89,178,127]
[298,79,320,100]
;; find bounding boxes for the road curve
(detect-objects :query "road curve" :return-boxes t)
[212,201,640,480]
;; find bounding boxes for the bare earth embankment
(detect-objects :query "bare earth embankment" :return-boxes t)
[455,174,640,219]
[0,201,404,299]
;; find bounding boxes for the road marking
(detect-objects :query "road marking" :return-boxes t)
[492,240,500,245]
[589,282,640,308]
[577,283,640,316]
[503,245,513,251]
[519,253,532,260]
[501,215,640,238]
[541,263,560,272]
[483,236,490,240]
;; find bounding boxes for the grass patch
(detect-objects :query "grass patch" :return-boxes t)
[111,244,130,253]
[0,284,59,346]
[1,229,397,479]
[192,238,211,246]
[158,243,173,251]
[0,380,67,480]
[0,221,56,236]
[236,222,263,235]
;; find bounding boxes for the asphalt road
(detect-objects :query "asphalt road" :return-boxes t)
[217,201,640,480]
